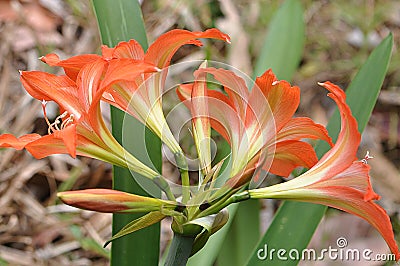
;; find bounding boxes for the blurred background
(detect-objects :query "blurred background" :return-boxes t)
[0,0,399,265]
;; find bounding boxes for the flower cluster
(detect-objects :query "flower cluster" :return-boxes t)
[0,28,398,259]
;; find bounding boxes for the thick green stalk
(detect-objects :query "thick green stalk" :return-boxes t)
[92,1,161,266]
[165,233,196,266]
[174,152,190,203]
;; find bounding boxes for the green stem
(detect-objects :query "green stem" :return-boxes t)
[153,175,176,201]
[198,190,249,218]
[175,152,190,203]
[165,233,196,266]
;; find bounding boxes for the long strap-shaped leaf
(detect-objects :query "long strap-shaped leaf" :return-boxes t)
[188,1,305,265]
[92,1,162,266]
[246,33,393,266]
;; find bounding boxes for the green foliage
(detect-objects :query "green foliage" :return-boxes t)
[253,0,305,80]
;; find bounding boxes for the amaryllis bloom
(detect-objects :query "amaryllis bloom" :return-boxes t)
[0,59,162,181]
[178,68,333,193]
[248,82,400,260]
[41,29,230,157]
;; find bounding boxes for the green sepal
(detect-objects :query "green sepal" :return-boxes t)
[104,211,166,247]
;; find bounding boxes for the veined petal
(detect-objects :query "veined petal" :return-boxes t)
[177,84,234,144]
[25,125,79,159]
[145,28,230,69]
[20,71,83,119]
[100,59,159,92]
[254,69,300,132]
[53,124,77,158]
[190,67,250,154]
[315,189,399,261]
[0,133,41,150]
[191,62,212,173]
[40,53,100,81]
[58,189,177,213]
[111,39,145,60]
[276,117,333,146]
[76,59,107,109]
[304,82,360,180]
[22,132,124,168]
[267,140,318,177]
[195,67,249,121]
[257,81,360,190]
[24,134,73,159]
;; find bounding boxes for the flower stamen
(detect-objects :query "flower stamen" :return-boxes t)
[42,100,74,134]
[361,151,373,164]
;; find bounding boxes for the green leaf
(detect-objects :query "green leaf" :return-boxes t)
[253,0,305,80]
[104,212,166,247]
[217,200,261,266]
[246,33,393,266]
[190,209,229,255]
[92,1,162,266]
[188,1,305,265]
[187,205,238,266]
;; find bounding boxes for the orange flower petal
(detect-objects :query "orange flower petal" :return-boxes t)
[76,59,107,109]
[308,163,399,260]
[53,124,77,158]
[0,133,41,150]
[41,53,100,81]
[254,69,300,132]
[145,28,230,69]
[25,134,72,159]
[177,83,234,144]
[20,71,83,119]
[306,82,360,179]
[112,39,145,60]
[100,59,158,91]
[191,65,212,173]
[277,117,333,146]
[267,140,318,177]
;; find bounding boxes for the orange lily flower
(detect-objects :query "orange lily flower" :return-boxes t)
[41,29,230,156]
[0,59,161,180]
[248,82,400,260]
[177,68,332,190]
